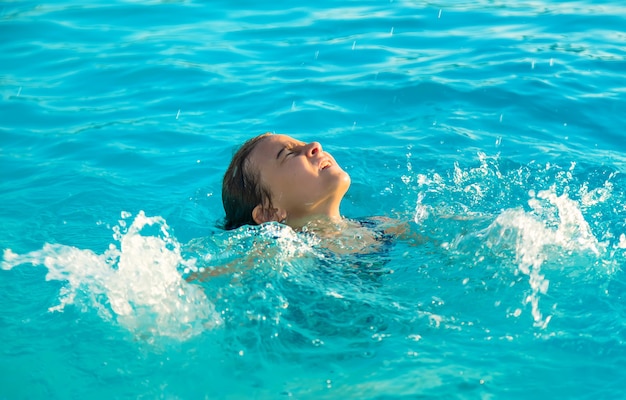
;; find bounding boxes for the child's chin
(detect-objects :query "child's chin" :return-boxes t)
[339,173,351,191]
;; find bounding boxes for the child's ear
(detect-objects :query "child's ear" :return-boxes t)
[252,204,287,224]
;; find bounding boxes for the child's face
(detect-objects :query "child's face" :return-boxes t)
[248,134,350,223]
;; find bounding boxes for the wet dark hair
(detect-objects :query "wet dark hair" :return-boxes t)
[222,133,273,230]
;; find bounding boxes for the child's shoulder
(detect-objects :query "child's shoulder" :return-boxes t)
[355,216,425,246]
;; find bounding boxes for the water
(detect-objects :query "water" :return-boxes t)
[1,0,626,398]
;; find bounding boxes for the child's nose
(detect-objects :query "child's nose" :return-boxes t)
[306,142,322,157]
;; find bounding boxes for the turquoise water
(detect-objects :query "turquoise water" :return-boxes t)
[2,0,626,398]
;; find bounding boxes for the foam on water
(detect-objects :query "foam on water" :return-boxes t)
[2,155,623,346]
[2,211,221,341]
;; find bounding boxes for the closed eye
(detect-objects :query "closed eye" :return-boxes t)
[277,147,295,163]
[277,142,306,162]
[284,146,303,159]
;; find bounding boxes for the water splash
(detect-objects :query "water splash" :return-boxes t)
[486,189,603,328]
[2,211,221,341]
[413,154,623,329]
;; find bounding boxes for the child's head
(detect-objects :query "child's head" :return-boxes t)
[222,133,350,230]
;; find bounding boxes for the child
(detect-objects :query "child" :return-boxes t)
[220,132,415,258]
[189,133,407,281]
[222,133,351,231]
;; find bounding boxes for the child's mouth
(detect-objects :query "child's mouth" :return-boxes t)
[320,159,332,170]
